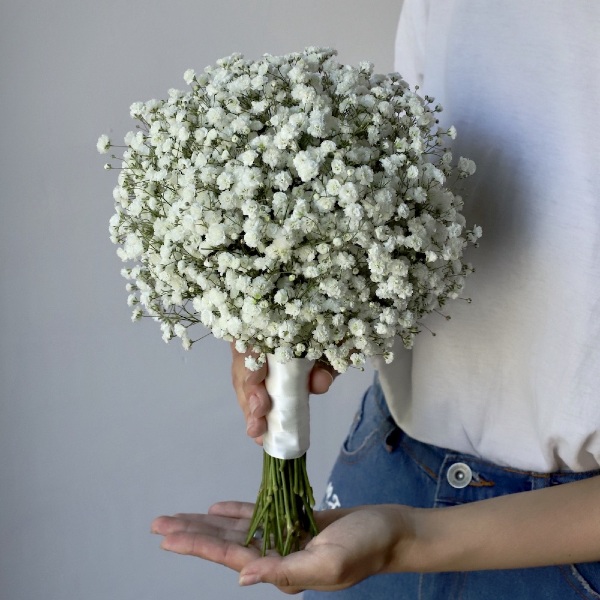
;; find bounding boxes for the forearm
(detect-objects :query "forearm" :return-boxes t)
[396,475,600,573]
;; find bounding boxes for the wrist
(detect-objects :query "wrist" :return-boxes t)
[386,504,463,574]
[372,504,432,575]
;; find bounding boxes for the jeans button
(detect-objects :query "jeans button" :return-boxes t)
[447,462,472,488]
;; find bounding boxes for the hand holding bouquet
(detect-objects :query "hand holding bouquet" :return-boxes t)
[99,47,480,555]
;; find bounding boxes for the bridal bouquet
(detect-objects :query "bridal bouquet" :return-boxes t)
[99,47,480,555]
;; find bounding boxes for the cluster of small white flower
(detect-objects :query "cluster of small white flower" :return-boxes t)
[100,47,481,372]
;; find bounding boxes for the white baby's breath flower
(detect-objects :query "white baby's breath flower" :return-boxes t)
[338,182,358,205]
[314,195,335,212]
[293,151,320,182]
[183,69,196,84]
[350,352,366,367]
[326,178,342,196]
[458,157,476,177]
[96,134,111,154]
[331,158,345,175]
[344,203,363,221]
[273,170,292,191]
[467,225,483,243]
[102,47,479,368]
[245,355,263,371]
[406,164,419,180]
[239,150,257,166]
[320,140,336,154]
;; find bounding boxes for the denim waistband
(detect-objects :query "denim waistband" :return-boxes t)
[370,379,600,505]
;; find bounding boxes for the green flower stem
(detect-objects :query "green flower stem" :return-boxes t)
[245,452,319,556]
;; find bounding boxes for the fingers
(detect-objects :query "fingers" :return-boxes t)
[230,343,270,441]
[152,514,246,539]
[161,530,260,572]
[231,342,340,441]
[152,506,260,572]
[207,500,256,520]
[309,363,337,395]
[152,504,285,576]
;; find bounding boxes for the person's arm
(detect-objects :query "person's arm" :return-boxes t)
[152,474,600,594]
[404,473,600,573]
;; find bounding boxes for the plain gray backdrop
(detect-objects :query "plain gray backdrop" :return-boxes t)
[0,1,402,598]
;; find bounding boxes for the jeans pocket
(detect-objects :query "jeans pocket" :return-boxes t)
[341,386,392,458]
[561,563,600,599]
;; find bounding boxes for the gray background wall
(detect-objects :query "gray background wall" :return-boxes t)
[0,1,401,598]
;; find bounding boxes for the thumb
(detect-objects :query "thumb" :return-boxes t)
[238,556,288,587]
[238,547,344,592]
[238,554,309,592]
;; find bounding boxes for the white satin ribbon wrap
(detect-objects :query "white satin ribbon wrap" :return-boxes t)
[263,355,314,460]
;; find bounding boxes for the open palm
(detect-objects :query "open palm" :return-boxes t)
[152,500,408,594]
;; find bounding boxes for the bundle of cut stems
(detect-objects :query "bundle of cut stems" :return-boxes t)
[245,452,318,556]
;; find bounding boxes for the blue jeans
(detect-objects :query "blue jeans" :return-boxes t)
[304,380,600,600]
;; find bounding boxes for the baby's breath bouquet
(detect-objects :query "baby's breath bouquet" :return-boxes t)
[99,47,480,555]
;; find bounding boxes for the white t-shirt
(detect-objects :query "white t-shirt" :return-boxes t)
[374,0,600,473]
